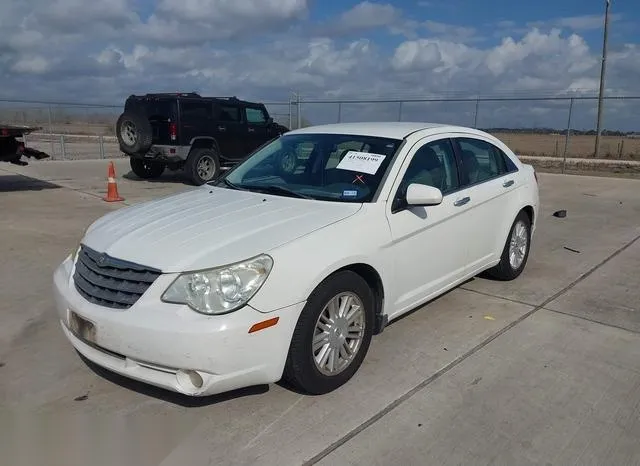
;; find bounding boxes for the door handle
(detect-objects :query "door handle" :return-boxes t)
[218,126,227,132]
[454,196,471,207]
[503,180,515,188]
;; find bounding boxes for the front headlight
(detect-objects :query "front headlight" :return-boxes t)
[161,255,273,315]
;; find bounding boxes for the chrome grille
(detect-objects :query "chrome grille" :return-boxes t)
[73,245,161,309]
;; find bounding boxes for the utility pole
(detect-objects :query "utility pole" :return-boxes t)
[594,0,611,159]
[296,92,302,129]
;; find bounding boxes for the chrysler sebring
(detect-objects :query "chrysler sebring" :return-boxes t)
[53,122,539,397]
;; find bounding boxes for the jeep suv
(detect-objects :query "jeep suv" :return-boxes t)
[115,93,289,185]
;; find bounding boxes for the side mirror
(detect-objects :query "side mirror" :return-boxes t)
[406,183,443,206]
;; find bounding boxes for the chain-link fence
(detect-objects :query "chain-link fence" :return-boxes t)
[294,96,640,160]
[1,96,639,161]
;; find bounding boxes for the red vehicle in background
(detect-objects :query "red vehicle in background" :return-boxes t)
[0,125,50,165]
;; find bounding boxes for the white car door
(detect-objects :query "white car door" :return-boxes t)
[384,136,474,319]
[451,135,521,272]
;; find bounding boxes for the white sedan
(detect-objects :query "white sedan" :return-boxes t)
[53,122,539,397]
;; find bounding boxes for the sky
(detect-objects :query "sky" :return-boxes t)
[1,0,639,130]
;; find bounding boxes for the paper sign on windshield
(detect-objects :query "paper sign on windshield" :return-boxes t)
[336,151,387,175]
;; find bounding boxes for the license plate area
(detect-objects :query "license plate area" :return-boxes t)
[68,310,97,345]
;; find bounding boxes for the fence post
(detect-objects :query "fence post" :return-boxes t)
[60,135,66,160]
[288,99,293,129]
[473,98,480,128]
[296,93,302,129]
[99,136,105,159]
[48,105,55,157]
[562,98,574,174]
[398,101,403,122]
[337,102,342,123]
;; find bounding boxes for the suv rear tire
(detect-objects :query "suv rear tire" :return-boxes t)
[129,158,166,179]
[116,112,153,155]
[185,148,221,185]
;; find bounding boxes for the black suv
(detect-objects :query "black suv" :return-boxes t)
[115,93,289,185]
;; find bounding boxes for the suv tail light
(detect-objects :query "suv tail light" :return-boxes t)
[169,122,177,141]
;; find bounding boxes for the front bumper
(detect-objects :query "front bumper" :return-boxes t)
[53,255,304,396]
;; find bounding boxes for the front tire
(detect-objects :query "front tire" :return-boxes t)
[486,210,532,281]
[283,271,375,395]
[129,157,166,179]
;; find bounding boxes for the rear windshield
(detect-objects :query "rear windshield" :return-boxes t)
[126,98,177,121]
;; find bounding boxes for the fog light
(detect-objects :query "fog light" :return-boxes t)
[176,369,204,390]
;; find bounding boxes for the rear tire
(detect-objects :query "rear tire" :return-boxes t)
[283,271,375,395]
[486,210,531,281]
[185,148,221,185]
[129,158,165,179]
[116,112,152,155]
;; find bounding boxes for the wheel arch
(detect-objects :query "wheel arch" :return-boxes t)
[189,137,220,154]
[317,262,387,335]
[497,205,535,254]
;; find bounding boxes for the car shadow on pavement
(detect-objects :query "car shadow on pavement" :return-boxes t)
[0,174,61,192]
[78,352,270,408]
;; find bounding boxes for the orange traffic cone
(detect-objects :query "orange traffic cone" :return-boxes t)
[103,161,124,202]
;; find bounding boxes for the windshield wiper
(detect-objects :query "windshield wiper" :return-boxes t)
[243,185,313,200]
[220,179,245,190]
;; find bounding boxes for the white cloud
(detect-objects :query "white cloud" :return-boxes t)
[532,13,623,32]
[10,56,50,74]
[315,1,402,36]
[140,0,310,44]
[422,20,477,42]
[391,28,604,97]
[157,0,307,22]
[0,1,639,131]
[336,1,401,30]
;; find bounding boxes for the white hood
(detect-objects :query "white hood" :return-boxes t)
[82,186,361,272]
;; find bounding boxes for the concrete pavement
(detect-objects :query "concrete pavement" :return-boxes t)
[1,160,639,466]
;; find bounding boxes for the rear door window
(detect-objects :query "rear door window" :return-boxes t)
[135,99,177,121]
[180,100,214,122]
[454,137,516,186]
[218,105,241,123]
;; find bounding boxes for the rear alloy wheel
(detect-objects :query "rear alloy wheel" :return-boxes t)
[283,271,375,395]
[185,148,221,185]
[486,210,532,281]
[129,158,165,179]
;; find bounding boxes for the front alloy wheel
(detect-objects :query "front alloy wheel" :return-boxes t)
[312,292,366,376]
[284,271,375,395]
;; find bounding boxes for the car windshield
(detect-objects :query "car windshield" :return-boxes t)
[215,133,403,202]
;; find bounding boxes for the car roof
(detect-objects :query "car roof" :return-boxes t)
[286,122,480,140]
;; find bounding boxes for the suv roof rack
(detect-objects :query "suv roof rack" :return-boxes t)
[142,92,202,98]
